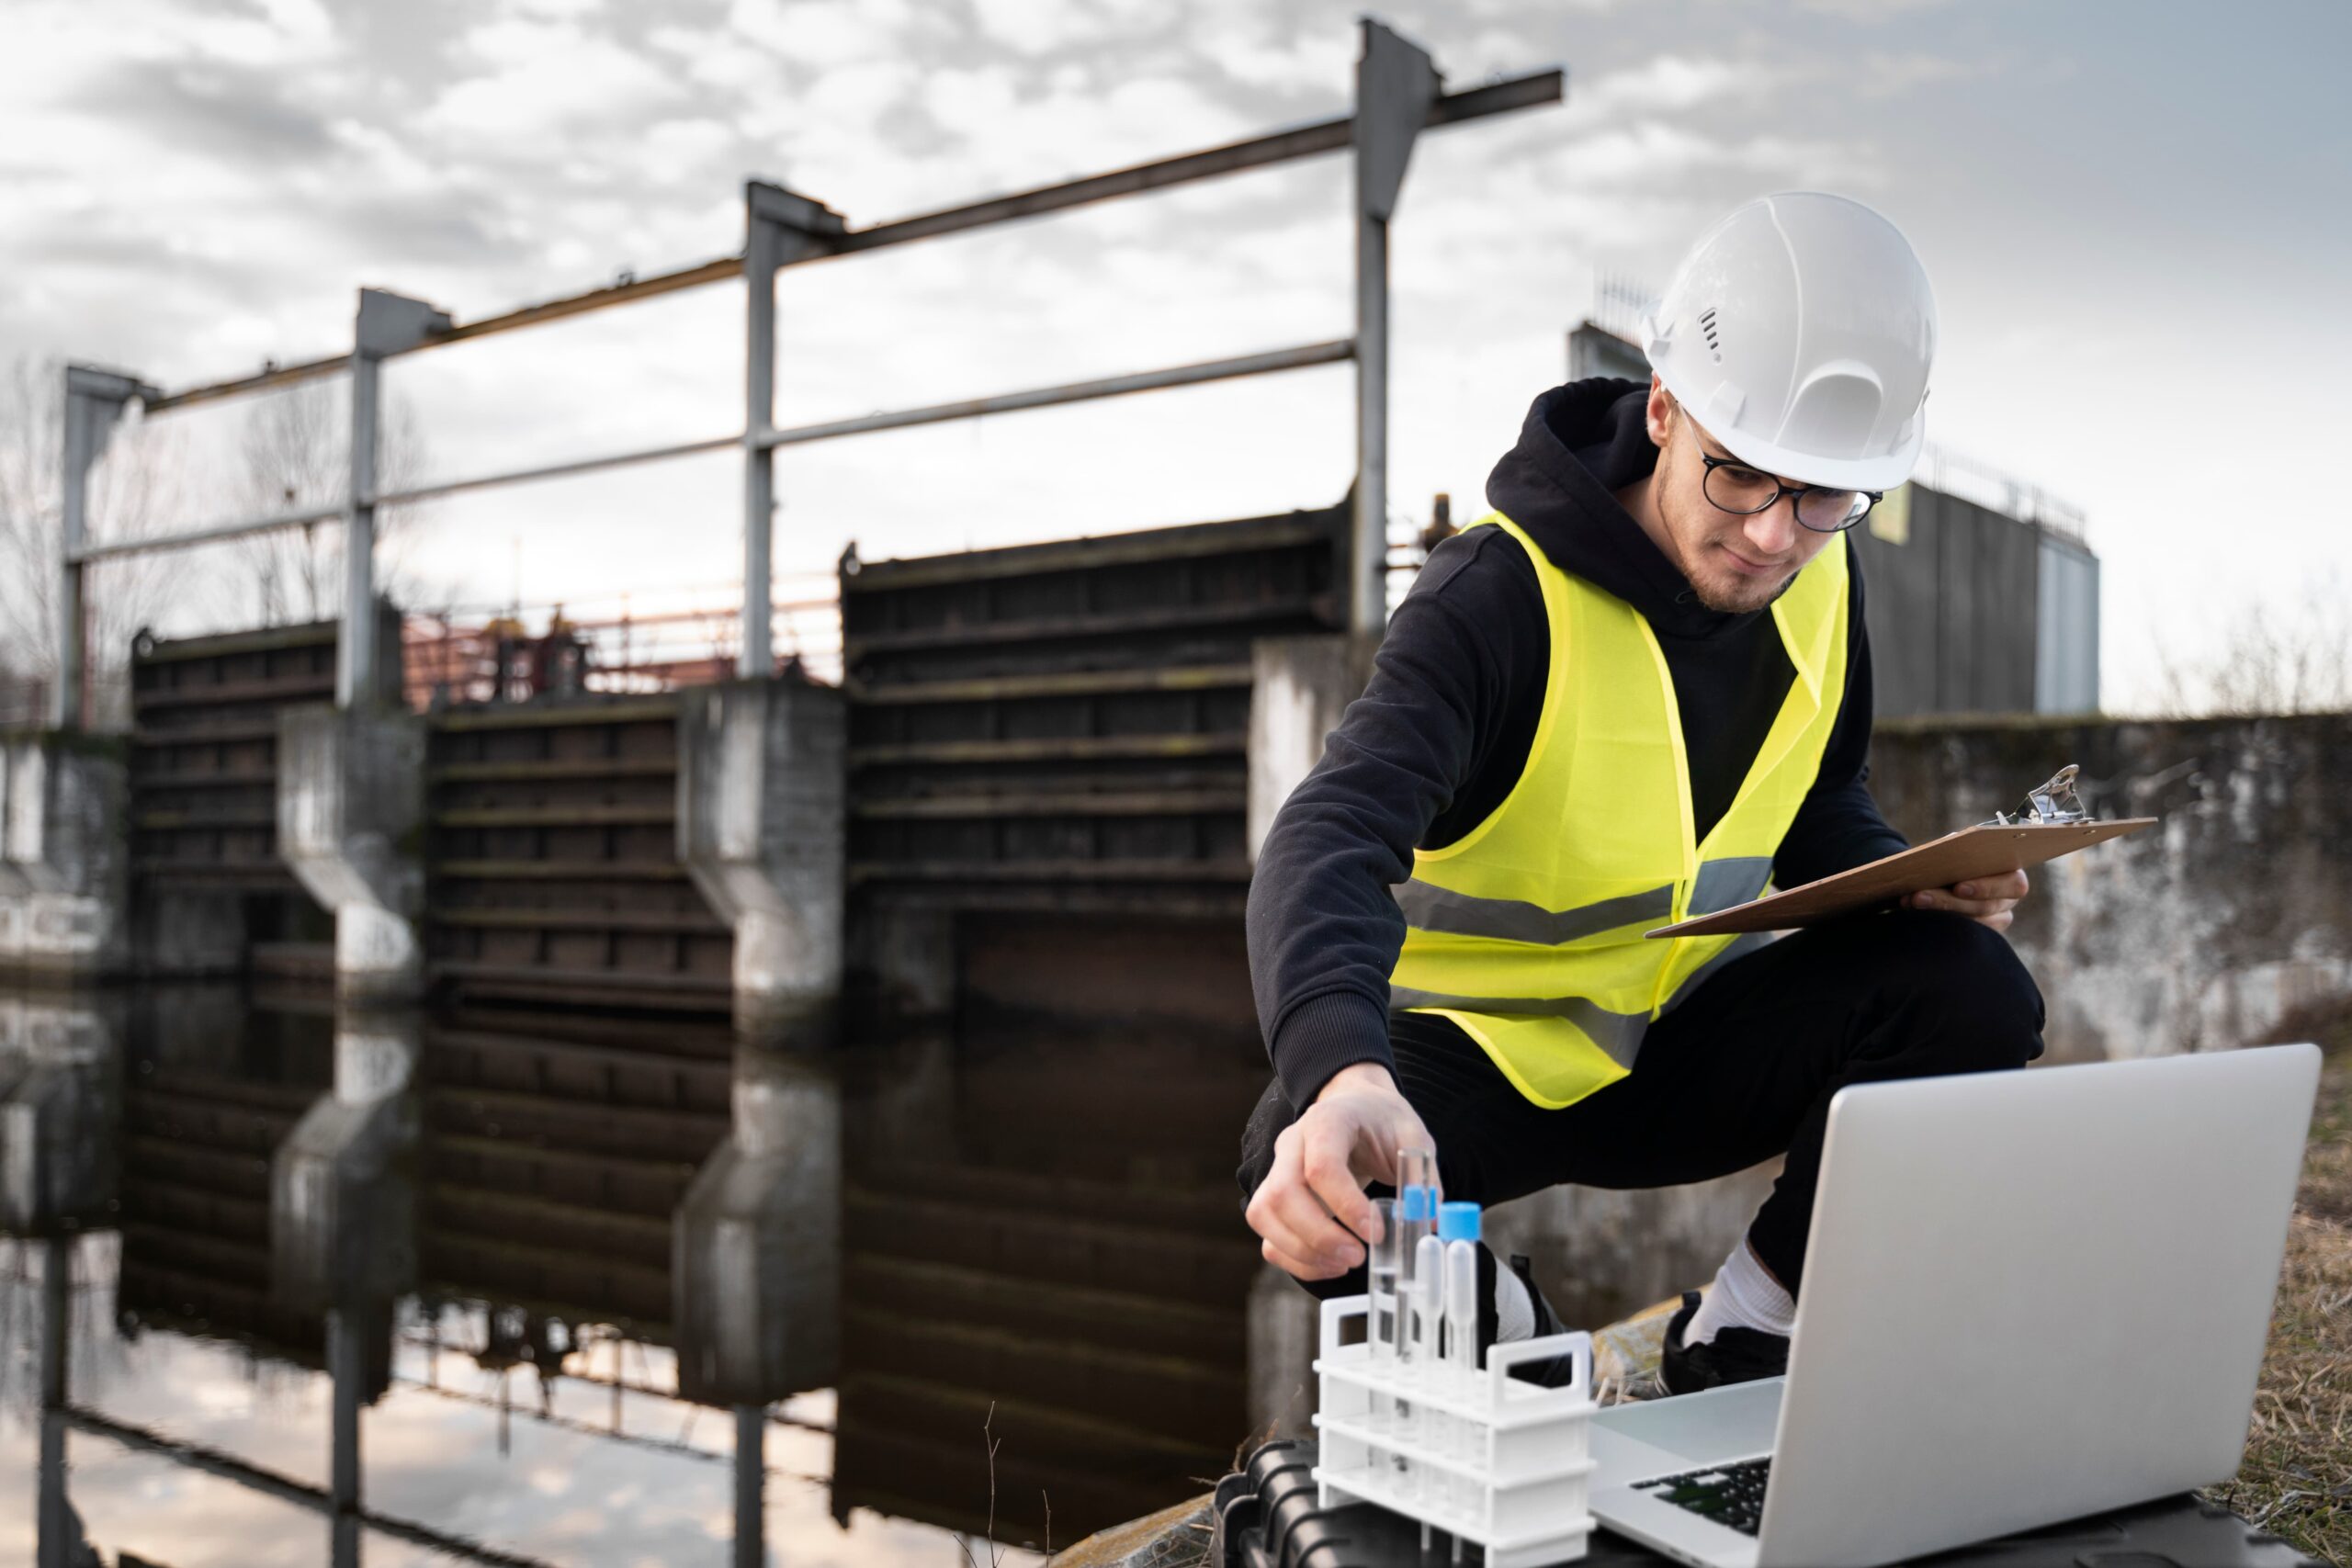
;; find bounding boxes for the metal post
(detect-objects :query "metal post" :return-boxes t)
[740,184,844,679]
[329,1308,364,1566]
[344,348,380,709]
[36,1237,69,1568]
[734,1403,765,1568]
[51,368,153,729]
[1351,21,1438,636]
[742,206,780,680]
[343,290,450,708]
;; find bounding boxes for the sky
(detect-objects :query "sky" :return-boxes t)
[2,0,2347,707]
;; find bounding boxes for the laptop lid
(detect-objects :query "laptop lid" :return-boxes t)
[1758,1044,2321,1568]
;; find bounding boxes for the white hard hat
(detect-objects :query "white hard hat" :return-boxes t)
[1642,192,1936,492]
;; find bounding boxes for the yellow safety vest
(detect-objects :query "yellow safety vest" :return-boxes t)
[1389,513,1851,1109]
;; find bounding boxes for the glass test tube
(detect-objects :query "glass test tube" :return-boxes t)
[1392,1147,1440,1499]
[1365,1195,1399,1431]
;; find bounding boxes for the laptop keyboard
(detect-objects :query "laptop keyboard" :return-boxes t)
[1634,1456,1772,1537]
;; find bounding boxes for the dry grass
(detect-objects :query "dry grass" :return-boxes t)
[2203,1000,2352,1562]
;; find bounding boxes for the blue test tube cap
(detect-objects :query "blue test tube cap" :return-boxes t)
[1397,1184,1436,1223]
[1438,1201,1481,1243]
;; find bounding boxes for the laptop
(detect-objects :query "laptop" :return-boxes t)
[1586,1043,2322,1568]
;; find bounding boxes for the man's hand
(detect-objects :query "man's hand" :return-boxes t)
[1907,867,2030,931]
[1245,1061,1435,1281]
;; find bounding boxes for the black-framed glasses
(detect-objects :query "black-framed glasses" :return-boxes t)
[1697,449,1883,533]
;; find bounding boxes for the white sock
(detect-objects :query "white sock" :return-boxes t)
[1493,1257,1536,1342]
[1685,1239,1795,1346]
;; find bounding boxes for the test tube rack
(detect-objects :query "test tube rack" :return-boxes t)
[1311,1293,1597,1568]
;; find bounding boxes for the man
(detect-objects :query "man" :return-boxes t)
[1238,192,2044,1393]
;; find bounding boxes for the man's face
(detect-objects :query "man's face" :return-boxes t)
[1649,400,1838,615]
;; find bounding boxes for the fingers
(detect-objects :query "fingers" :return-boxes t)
[1262,1235,1348,1282]
[1244,1125,1368,1277]
[1908,867,2029,922]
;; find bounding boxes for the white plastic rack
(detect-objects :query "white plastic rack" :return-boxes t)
[1312,1292,1598,1568]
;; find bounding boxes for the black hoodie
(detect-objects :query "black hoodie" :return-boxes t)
[1247,379,1909,1111]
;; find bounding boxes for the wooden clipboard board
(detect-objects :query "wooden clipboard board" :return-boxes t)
[1645,818,2158,939]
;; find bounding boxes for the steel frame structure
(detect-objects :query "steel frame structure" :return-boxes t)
[51,21,1561,728]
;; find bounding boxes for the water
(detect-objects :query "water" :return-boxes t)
[0,979,1271,1566]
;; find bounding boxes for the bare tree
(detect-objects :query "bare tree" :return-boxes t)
[0,354,184,722]
[2150,573,2352,717]
[236,378,434,626]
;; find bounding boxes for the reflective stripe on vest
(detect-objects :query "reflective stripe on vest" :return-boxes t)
[1388,513,1850,1111]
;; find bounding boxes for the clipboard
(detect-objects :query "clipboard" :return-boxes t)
[1644,817,2158,939]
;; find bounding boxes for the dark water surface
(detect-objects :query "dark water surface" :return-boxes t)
[1,978,1271,1566]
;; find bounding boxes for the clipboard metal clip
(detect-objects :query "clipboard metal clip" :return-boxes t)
[1982,763,2089,827]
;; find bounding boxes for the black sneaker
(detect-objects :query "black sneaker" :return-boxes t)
[1660,1289,1790,1395]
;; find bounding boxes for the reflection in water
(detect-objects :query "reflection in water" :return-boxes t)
[0,968,1271,1564]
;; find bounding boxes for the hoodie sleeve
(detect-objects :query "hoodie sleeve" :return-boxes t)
[1246,526,1544,1111]
[1771,547,1910,889]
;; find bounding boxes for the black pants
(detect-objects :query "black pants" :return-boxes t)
[1238,909,2045,1299]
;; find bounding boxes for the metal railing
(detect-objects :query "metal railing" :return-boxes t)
[46,23,1564,729]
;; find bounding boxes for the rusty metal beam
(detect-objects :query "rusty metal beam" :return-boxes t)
[831,69,1563,253]
[754,339,1351,451]
[138,69,1560,412]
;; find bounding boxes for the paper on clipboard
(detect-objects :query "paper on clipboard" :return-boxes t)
[1644,817,2157,939]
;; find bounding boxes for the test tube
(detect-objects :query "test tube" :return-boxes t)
[1413,1232,1448,1462]
[1391,1148,1441,1502]
[1365,1195,1399,1432]
[1441,1201,1483,1515]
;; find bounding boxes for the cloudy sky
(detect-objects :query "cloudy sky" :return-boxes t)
[4,0,2346,705]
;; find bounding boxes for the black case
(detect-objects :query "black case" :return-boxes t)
[1208,1440,2332,1568]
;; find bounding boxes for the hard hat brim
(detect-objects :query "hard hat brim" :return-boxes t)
[1702,411,1925,495]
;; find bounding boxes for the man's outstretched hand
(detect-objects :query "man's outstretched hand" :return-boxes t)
[1246,1060,1435,1281]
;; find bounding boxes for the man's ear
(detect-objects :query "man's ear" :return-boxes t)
[1645,376,1675,449]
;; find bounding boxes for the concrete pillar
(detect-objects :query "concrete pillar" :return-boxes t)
[271,1005,421,1317]
[0,991,122,1236]
[677,675,846,1041]
[673,1042,841,1410]
[0,734,129,984]
[1247,634,1380,863]
[278,703,426,1004]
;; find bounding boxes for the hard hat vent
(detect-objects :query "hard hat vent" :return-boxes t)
[1700,306,1722,362]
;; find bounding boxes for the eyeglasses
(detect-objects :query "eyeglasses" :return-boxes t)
[1696,449,1883,533]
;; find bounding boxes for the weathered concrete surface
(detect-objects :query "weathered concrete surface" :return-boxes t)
[0,733,128,982]
[277,704,425,1003]
[1247,634,1381,863]
[1046,1494,1213,1568]
[0,989,122,1235]
[1872,712,2352,1062]
[270,1006,420,1314]
[677,676,846,1041]
[673,1043,841,1407]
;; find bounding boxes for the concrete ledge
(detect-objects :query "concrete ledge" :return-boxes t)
[278,704,425,1003]
[271,1008,420,1314]
[1247,634,1380,863]
[673,1045,841,1406]
[0,734,128,982]
[677,676,846,1040]
[0,991,122,1235]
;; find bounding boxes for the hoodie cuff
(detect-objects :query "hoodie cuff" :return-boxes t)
[1272,990,1397,1111]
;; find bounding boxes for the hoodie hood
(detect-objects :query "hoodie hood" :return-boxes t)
[1485,378,1764,641]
